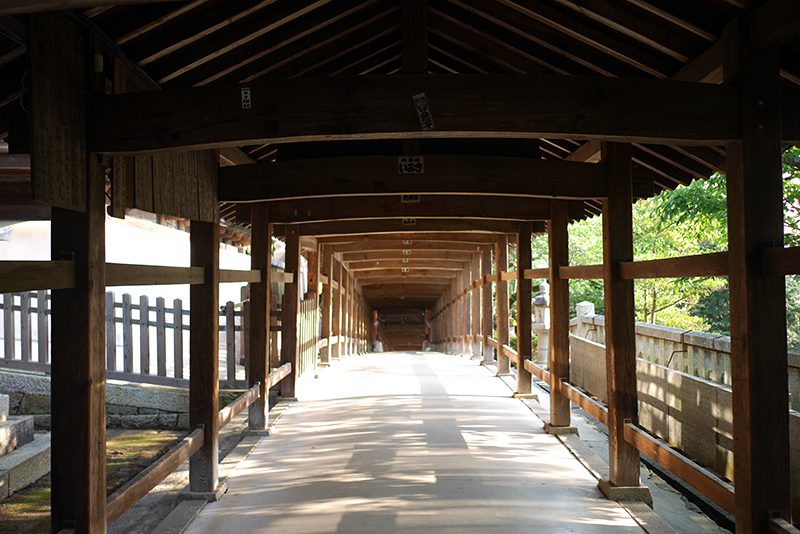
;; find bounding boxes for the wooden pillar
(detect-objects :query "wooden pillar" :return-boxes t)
[280,226,300,398]
[724,23,790,531]
[471,254,481,357]
[546,201,575,434]
[515,223,533,395]
[333,259,342,359]
[481,246,493,363]
[496,235,510,375]
[320,246,333,364]
[247,205,271,430]
[50,157,107,533]
[599,142,649,502]
[189,219,221,497]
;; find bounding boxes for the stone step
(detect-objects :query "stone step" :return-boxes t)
[0,394,7,423]
[0,433,50,499]
[0,415,34,457]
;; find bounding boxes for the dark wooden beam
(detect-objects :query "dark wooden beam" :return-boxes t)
[319,232,506,245]
[546,200,572,432]
[342,249,473,262]
[220,156,608,202]
[250,196,585,223]
[274,219,530,237]
[599,142,648,501]
[358,276,456,286]
[724,22,791,530]
[332,240,484,253]
[480,245,492,360]
[748,0,800,49]
[0,0,186,14]
[247,204,270,431]
[495,234,510,374]
[515,222,533,395]
[402,0,428,73]
[90,73,741,154]
[280,226,300,397]
[189,219,220,498]
[355,269,459,279]
[50,157,107,533]
[347,259,467,271]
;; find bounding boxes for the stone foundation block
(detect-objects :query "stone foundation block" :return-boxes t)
[0,415,34,456]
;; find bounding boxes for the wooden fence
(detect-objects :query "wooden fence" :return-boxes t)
[0,290,255,389]
[297,295,319,379]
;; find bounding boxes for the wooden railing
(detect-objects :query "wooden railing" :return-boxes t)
[297,296,318,379]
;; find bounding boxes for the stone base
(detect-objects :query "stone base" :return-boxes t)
[0,394,8,423]
[181,481,228,502]
[278,397,298,403]
[495,372,513,377]
[513,393,539,401]
[598,478,653,507]
[543,423,579,436]
[0,415,34,456]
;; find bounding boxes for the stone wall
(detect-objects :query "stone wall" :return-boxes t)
[568,319,800,518]
[0,370,238,430]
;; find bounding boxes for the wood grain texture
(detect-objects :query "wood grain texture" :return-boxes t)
[516,222,533,395]
[90,74,741,153]
[50,155,106,532]
[601,142,640,488]
[189,220,219,494]
[549,200,571,427]
[220,156,607,201]
[280,226,300,397]
[495,235,510,375]
[248,205,270,430]
[29,13,87,211]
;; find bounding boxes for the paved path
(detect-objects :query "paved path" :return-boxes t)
[185,353,646,533]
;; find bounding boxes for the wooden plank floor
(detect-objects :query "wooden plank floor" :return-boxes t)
[185,352,646,533]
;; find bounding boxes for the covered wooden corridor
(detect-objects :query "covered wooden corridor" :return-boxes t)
[0,0,799,533]
[184,352,653,534]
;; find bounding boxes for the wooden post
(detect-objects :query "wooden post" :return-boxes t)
[545,200,575,434]
[2,294,13,360]
[481,246,492,363]
[225,301,236,381]
[156,297,166,376]
[347,272,355,356]
[248,204,271,430]
[724,23,791,530]
[515,223,533,396]
[37,290,49,363]
[139,295,150,374]
[333,259,342,359]
[280,226,300,397]
[50,156,107,533]
[122,294,133,373]
[471,254,481,357]
[189,219,221,498]
[598,142,650,503]
[496,235,510,375]
[320,246,333,364]
[173,298,183,379]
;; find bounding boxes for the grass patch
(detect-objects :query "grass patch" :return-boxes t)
[0,430,183,534]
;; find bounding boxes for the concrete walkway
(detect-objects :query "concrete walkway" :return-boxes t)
[185,352,647,533]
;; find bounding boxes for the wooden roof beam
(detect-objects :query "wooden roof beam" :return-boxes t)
[329,241,486,253]
[402,0,428,73]
[253,196,586,223]
[347,260,467,271]
[273,219,536,237]
[318,232,505,245]
[748,0,800,49]
[90,73,741,153]
[0,0,187,14]
[341,250,474,262]
[220,156,609,202]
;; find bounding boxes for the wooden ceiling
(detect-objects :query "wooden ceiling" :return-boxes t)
[1,0,798,309]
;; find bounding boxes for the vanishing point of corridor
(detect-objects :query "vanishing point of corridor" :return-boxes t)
[185,353,644,534]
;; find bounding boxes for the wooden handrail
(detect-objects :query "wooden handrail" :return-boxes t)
[501,344,520,363]
[619,252,728,279]
[219,269,262,284]
[769,516,800,533]
[218,382,260,430]
[523,359,551,383]
[0,260,75,292]
[559,264,603,280]
[763,246,800,276]
[559,380,608,425]
[267,362,292,388]
[524,268,549,279]
[107,264,204,286]
[623,422,735,515]
[106,427,204,523]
